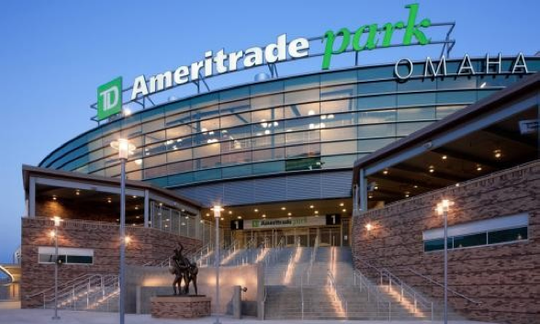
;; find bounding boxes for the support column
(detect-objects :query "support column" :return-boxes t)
[144,190,150,227]
[29,177,36,217]
[359,168,368,213]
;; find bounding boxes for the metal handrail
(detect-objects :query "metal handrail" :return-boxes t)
[26,273,95,299]
[405,267,482,304]
[353,270,390,319]
[327,269,347,318]
[300,271,305,320]
[306,236,319,284]
[354,256,434,319]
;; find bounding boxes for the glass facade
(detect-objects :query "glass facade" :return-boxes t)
[39,58,540,189]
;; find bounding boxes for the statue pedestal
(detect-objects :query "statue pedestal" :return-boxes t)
[150,296,211,318]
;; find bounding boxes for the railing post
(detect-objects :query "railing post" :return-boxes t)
[431,302,434,321]
[87,281,90,309]
[400,285,403,302]
[388,302,391,321]
[72,287,75,310]
[43,294,46,309]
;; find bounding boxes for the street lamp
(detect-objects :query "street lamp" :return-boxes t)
[436,199,453,324]
[51,216,62,320]
[213,205,223,324]
[110,138,135,324]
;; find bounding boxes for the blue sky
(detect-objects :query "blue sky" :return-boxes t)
[0,0,538,262]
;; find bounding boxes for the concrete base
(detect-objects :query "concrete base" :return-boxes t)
[150,296,211,319]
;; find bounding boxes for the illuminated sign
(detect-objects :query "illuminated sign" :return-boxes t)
[129,3,433,100]
[97,77,122,121]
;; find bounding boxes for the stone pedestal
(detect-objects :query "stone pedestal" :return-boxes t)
[150,296,211,318]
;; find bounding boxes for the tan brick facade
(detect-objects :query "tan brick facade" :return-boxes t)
[150,296,211,318]
[352,161,540,324]
[21,217,202,308]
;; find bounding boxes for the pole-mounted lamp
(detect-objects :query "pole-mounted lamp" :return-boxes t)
[212,205,223,324]
[110,138,135,324]
[436,199,453,324]
[51,216,62,320]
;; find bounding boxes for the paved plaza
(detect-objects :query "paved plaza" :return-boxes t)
[0,302,498,324]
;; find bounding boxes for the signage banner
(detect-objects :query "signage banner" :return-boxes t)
[519,119,539,135]
[97,77,122,121]
[244,216,326,230]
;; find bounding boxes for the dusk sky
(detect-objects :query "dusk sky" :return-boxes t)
[1,0,539,262]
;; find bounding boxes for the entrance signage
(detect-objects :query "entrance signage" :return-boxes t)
[97,77,122,121]
[129,3,433,100]
[242,216,327,230]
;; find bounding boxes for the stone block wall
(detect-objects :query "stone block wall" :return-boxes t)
[352,161,540,324]
[20,217,202,308]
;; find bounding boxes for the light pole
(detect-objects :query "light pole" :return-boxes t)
[213,205,222,324]
[51,216,62,320]
[111,138,135,324]
[436,199,453,324]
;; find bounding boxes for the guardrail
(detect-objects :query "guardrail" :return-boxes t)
[327,269,347,319]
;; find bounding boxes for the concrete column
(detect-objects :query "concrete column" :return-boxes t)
[29,177,36,217]
[359,168,368,214]
[233,286,241,319]
[144,190,149,227]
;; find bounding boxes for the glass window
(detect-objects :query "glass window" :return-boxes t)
[251,93,283,109]
[357,66,394,81]
[424,239,452,252]
[221,138,251,153]
[397,79,436,92]
[196,156,221,169]
[436,91,476,104]
[193,131,219,146]
[251,134,284,150]
[320,70,357,86]
[200,118,220,131]
[144,142,167,156]
[251,81,283,96]
[321,112,355,127]
[252,148,285,162]
[126,170,142,180]
[398,107,436,121]
[321,154,357,169]
[358,110,396,124]
[358,138,395,152]
[191,93,218,109]
[284,75,319,91]
[221,151,252,166]
[358,124,396,138]
[221,125,251,140]
[166,125,191,139]
[437,76,477,90]
[453,233,487,249]
[144,153,167,168]
[397,93,436,107]
[436,105,465,119]
[358,95,396,110]
[397,122,432,136]
[253,161,285,175]
[144,165,167,179]
[87,138,103,151]
[142,118,165,134]
[488,227,528,244]
[121,124,142,139]
[222,165,252,178]
[252,107,283,123]
[168,172,194,186]
[284,88,319,105]
[322,141,357,155]
[145,131,166,145]
[286,143,320,158]
[284,102,319,118]
[220,86,250,102]
[286,130,320,145]
[284,116,320,132]
[285,157,322,171]
[168,160,193,175]
[358,81,396,95]
[167,149,192,163]
[321,126,357,141]
[88,149,104,162]
[221,113,250,128]
[165,112,191,127]
[164,100,190,116]
[321,98,356,113]
[220,98,251,115]
[321,84,357,101]
[194,169,221,181]
[194,143,220,158]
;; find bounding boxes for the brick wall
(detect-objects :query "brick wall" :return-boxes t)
[21,217,202,308]
[352,161,540,324]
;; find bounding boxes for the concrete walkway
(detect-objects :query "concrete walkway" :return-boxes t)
[0,307,499,324]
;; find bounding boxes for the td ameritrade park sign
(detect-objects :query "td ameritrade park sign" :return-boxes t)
[97,3,433,120]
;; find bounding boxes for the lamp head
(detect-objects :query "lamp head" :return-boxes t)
[110,138,135,160]
[52,216,62,227]
[213,206,222,218]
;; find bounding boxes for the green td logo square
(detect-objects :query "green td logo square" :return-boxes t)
[97,77,122,121]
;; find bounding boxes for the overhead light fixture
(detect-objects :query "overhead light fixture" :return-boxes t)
[288,216,292,219]
[405,191,410,198]
[281,207,286,210]
[228,211,232,214]
[339,202,344,207]
[52,195,57,201]
[287,212,292,216]
[206,213,210,217]
[262,214,266,218]
[254,209,259,212]
[383,169,389,175]
[314,211,319,214]
[135,206,139,210]
[237,216,242,219]
[309,205,314,209]
[107,197,112,203]
[75,190,80,196]
[368,194,373,199]
[480,82,487,88]
[494,149,502,159]
[413,185,418,188]
[442,155,448,160]
[476,165,483,171]
[429,165,435,173]
[342,209,347,212]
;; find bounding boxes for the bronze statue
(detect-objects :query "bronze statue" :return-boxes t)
[170,242,199,296]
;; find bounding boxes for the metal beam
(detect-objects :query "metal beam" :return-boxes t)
[370,174,441,190]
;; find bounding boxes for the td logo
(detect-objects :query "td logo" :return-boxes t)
[97,77,122,121]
